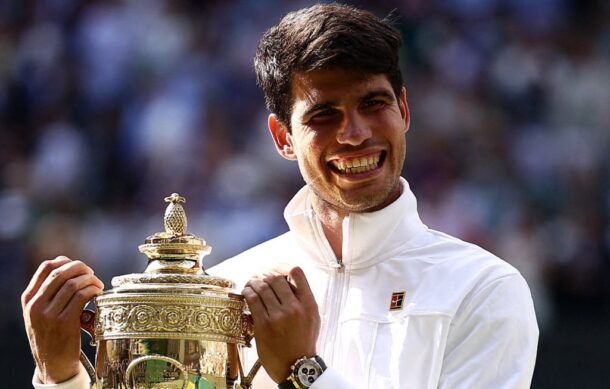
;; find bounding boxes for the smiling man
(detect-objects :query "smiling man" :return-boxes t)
[23,3,538,389]
[211,4,539,388]
[285,71,407,211]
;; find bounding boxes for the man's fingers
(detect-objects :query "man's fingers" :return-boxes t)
[22,256,72,307]
[242,285,270,323]
[47,274,104,316]
[288,267,316,306]
[34,260,94,304]
[246,278,282,312]
[256,266,315,306]
[61,284,104,321]
[263,273,297,305]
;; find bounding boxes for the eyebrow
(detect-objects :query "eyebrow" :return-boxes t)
[301,89,396,119]
[302,102,336,119]
[360,90,396,102]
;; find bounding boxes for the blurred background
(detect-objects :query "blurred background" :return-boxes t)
[1,0,608,387]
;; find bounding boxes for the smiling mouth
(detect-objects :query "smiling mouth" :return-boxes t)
[328,151,385,174]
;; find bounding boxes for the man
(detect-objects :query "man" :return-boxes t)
[22,4,538,389]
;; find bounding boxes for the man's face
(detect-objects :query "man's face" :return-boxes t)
[270,69,409,214]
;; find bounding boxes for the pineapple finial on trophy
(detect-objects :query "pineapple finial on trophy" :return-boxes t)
[138,192,211,273]
[163,193,187,235]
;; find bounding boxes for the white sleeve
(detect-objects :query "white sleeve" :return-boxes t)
[438,274,539,389]
[310,367,355,388]
[33,365,91,389]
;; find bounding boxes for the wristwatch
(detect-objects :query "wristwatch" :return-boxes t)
[278,355,327,388]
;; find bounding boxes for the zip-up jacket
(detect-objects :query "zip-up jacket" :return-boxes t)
[210,177,539,388]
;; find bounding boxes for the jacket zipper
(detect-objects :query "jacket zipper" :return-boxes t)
[324,264,345,364]
[318,215,349,365]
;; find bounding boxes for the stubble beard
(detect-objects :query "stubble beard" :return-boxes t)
[310,176,401,216]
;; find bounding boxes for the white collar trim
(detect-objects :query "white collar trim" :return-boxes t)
[283,177,427,270]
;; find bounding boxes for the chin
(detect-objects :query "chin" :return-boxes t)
[335,193,388,213]
[336,180,401,212]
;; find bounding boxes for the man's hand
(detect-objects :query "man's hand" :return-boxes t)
[21,256,104,384]
[242,266,320,383]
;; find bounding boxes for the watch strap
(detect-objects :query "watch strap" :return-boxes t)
[312,355,327,371]
[278,376,299,389]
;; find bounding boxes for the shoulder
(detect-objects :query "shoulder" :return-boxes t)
[410,229,538,339]
[416,228,520,282]
[402,228,529,314]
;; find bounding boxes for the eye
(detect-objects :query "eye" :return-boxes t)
[361,99,386,111]
[309,108,338,122]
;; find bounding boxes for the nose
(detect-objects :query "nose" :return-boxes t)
[336,111,372,145]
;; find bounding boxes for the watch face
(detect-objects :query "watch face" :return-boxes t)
[294,359,323,388]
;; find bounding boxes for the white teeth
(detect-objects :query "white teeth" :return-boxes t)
[332,153,382,174]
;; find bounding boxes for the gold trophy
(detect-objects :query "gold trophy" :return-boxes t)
[79,193,261,388]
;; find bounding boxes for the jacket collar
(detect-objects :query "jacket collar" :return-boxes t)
[284,177,427,270]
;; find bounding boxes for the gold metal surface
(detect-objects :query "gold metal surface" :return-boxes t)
[111,273,233,289]
[96,294,250,344]
[138,192,210,268]
[95,339,236,389]
[80,193,259,388]
[125,354,188,389]
[163,193,187,235]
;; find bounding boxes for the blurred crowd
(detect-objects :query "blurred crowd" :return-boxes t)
[1,0,609,386]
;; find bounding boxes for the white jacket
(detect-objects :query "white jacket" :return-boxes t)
[34,178,538,388]
[211,177,539,388]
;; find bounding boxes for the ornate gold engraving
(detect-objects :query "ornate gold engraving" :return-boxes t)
[112,273,233,289]
[96,294,250,344]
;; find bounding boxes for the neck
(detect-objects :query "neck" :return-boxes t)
[308,181,404,261]
[310,196,347,260]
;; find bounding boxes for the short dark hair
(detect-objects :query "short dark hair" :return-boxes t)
[254,3,403,128]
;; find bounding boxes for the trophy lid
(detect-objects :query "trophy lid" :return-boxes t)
[110,192,233,289]
[138,193,210,270]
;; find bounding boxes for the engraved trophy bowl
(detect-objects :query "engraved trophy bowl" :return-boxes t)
[79,193,260,389]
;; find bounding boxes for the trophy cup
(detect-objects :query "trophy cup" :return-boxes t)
[79,193,261,388]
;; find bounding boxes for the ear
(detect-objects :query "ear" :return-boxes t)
[398,87,410,134]
[268,114,297,161]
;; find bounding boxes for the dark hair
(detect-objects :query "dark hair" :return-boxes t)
[254,3,403,129]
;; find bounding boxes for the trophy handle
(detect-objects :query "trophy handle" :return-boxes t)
[242,313,254,347]
[79,309,98,387]
[80,309,97,346]
[236,312,263,388]
[237,358,261,389]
